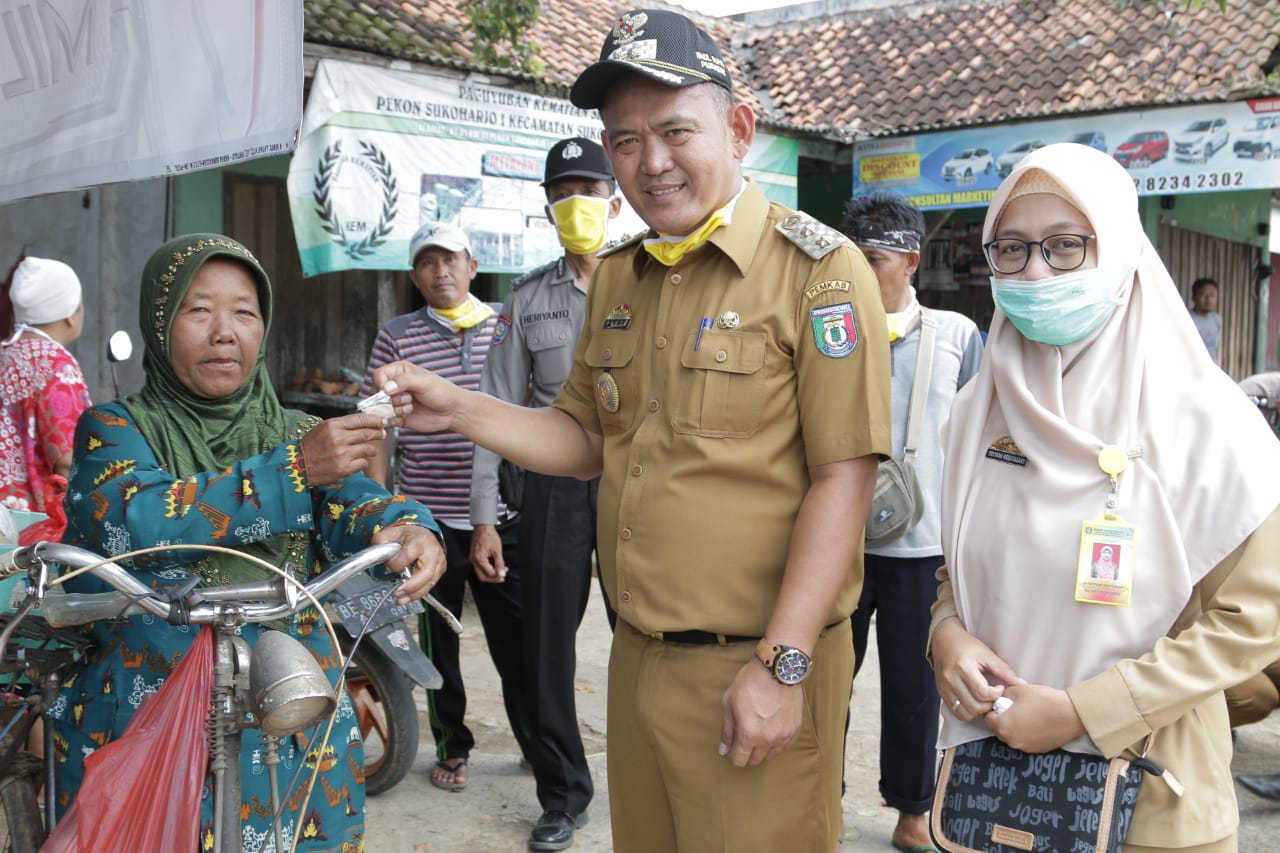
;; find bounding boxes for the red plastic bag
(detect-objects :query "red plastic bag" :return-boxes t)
[19,475,67,544]
[41,626,213,852]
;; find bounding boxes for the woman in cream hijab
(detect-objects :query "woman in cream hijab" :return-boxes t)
[930,142,1280,851]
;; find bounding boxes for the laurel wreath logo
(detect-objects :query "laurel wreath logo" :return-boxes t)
[313,139,398,259]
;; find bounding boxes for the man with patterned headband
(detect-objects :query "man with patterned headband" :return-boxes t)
[370,9,890,850]
[839,191,982,852]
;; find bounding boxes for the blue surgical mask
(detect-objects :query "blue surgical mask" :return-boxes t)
[991,267,1119,346]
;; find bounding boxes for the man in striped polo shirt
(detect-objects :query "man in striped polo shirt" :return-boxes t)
[362,222,534,794]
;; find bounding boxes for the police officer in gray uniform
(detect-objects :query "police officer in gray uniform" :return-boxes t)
[470,136,622,851]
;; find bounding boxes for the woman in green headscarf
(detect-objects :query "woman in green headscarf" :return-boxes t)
[58,234,445,851]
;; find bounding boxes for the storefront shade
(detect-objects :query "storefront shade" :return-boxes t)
[853,98,1280,211]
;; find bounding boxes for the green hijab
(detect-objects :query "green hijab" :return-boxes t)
[120,234,313,585]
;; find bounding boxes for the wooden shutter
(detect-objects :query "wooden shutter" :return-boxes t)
[1157,221,1260,380]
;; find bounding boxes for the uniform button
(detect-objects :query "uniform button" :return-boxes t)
[620,528,633,540]
[647,399,660,412]
[602,347,613,360]
[558,332,566,341]
[715,350,728,362]
[630,464,643,477]
[620,590,632,602]
[670,273,682,284]
[656,336,668,349]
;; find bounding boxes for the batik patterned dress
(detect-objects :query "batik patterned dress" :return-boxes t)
[55,402,438,853]
[0,336,90,511]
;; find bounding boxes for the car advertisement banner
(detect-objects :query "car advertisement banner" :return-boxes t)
[853,98,1280,211]
[0,0,304,206]
[288,59,798,277]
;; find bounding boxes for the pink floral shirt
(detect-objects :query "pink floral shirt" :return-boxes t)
[0,336,91,512]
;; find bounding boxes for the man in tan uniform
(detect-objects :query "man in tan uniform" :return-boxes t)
[373,10,890,851]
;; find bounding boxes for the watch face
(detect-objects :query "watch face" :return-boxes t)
[774,649,810,685]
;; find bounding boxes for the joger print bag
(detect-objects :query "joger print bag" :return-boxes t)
[930,737,1162,853]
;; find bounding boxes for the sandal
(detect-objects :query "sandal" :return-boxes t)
[430,757,469,791]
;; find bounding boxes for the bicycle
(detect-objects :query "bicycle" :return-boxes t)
[0,540,424,853]
[0,599,92,853]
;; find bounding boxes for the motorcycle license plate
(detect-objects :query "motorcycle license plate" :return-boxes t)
[330,574,423,635]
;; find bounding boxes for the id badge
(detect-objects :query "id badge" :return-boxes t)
[1075,518,1136,606]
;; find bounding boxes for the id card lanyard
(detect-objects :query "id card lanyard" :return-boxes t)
[1074,444,1142,606]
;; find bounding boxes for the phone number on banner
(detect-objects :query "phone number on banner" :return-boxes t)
[1131,169,1246,194]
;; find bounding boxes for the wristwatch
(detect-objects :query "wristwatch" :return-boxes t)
[755,639,811,685]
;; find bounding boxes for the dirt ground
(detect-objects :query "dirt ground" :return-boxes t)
[365,581,1280,852]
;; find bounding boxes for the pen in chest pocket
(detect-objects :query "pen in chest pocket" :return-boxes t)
[694,316,713,350]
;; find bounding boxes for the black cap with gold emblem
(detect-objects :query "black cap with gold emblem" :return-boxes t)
[569,9,732,110]
[541,136,614,187]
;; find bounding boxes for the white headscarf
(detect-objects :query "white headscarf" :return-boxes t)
[10,257,81,325]
[938,143,1280,751]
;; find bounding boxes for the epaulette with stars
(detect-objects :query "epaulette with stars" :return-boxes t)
[598,232,645,259]
[775,211,848,260]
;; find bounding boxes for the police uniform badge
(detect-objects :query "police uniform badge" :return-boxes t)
[492,313,513,346]
[810,302,858,358]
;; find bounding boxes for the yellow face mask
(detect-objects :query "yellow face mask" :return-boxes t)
[431,294,493,331]
[549,195,610,255]
[642,207,728,267]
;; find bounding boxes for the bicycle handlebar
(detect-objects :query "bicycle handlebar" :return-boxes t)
[2,541,403,627]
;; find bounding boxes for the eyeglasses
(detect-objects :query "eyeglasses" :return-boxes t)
[982,234,1095,275]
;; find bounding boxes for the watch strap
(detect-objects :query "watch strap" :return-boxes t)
[754,638,811,681]
[755,638,781,671]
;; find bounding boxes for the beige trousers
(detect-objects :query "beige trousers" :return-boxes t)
[606,618,854,853]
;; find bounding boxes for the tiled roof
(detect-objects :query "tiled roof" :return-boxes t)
[303,0,762,111]
[736,0,1280,136]
[303,0,1280,138]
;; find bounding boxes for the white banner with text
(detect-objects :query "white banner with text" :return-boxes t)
[0,0,304,205]
[287,58,798,277]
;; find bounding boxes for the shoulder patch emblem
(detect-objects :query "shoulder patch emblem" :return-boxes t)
[776,212,848,260]
[804,280,851,300]
[492,314,513,346]
[810,302,858,358]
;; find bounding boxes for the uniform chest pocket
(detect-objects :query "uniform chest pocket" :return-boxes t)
[527,320,576,389]
[583,333,639,434]
[527,320,575,352]
[672,330,767,438]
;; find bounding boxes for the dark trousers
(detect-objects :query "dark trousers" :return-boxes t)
[849,552,944,815]
[517,471,610,814]
[421,519,535,764]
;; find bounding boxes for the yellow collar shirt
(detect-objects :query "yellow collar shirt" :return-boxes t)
[553,181,892,637]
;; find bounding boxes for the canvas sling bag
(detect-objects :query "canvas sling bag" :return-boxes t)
[865,308,936,547]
